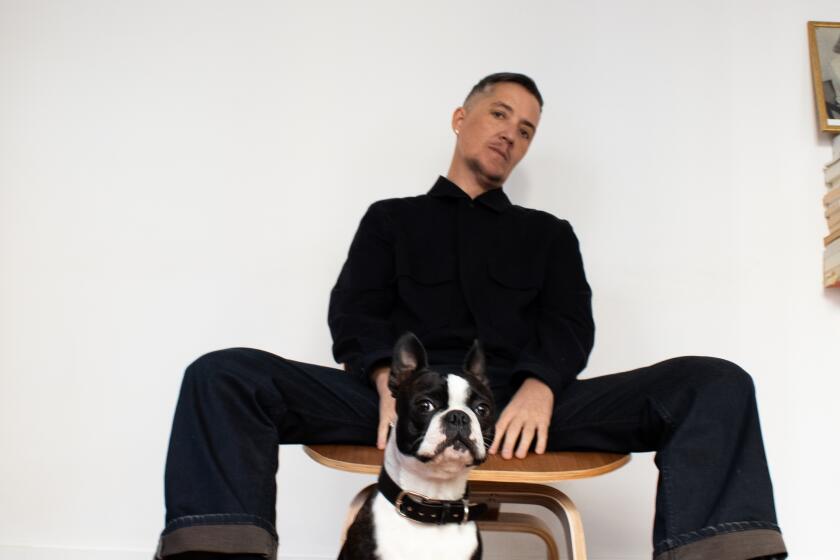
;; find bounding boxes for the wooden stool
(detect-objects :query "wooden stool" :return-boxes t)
[304,445,630,560]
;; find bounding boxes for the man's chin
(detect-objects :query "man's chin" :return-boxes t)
[466,157,507,188]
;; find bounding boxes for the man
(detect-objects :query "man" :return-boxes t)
[155,73,787,560]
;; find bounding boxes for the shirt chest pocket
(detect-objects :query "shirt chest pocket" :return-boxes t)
[487,258,543,291]
[486,258,543,328]
[395,253,457,329]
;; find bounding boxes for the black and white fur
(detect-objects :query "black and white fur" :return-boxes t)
[339,333,496,560]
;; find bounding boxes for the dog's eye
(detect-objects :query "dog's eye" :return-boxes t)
[416,399,435,413]
[473,403,490,418]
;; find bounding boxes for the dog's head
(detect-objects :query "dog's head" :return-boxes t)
[388,332,495,468]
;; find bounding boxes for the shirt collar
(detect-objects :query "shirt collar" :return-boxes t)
[428,176,511,213]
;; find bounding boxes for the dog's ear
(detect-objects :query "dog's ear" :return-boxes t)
[463,339,490,389]
[389,332,428,396]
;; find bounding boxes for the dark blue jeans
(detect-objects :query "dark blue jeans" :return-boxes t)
[155,350,786,560]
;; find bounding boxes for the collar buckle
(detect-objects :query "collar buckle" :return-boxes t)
[394,489,432,520]
[393,490,473,525]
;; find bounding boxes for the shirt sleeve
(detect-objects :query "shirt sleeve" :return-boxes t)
[511,220,595,396]
[328,201,396,384]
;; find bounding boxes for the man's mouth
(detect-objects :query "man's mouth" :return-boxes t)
[489,145,508,161]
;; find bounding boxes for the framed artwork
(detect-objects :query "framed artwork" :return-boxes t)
[808,21,840,133]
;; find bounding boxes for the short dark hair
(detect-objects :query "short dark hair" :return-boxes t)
[464,72,543,110]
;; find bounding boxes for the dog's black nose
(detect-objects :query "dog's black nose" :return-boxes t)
[444,410,470,428]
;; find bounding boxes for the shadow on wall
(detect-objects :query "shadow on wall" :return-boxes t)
[825,286,840,306]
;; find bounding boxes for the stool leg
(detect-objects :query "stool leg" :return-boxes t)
[478,512,560,560]
[471,481,587,560]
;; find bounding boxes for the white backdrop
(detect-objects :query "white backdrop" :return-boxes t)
[2,1,840,559]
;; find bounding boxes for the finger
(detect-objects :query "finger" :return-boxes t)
[376,419,387,449]
[535,422,549,454]
[501,421,524,459]
[489,414,512,454]
[515,424,536,459]
[489,434,499,455]
[377,416,389,449]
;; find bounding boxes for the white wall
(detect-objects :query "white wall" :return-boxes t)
[2,1,839,558]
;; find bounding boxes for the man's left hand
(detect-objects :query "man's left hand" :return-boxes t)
[489,377,554,459]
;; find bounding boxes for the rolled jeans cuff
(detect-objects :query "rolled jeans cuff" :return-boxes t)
[654,522,786,560]
[155,513,278,560]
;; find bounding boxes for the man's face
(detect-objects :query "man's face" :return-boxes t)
[451,82,541,188]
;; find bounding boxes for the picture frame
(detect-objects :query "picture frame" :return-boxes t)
[808,21,840,133]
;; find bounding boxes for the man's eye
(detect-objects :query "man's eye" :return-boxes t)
[416,399,435,412]
[473,403,490,417]
[492,110,505,118]
[520,129,531,139]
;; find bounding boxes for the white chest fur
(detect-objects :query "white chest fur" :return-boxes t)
[370,493,478,560]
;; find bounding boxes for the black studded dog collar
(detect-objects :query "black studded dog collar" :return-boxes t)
[376,467,488,525]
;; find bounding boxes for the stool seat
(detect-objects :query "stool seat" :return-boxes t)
[304,444,630,482]
[304,444,630,560]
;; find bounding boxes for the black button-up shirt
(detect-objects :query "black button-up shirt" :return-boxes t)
[328,176,594,396]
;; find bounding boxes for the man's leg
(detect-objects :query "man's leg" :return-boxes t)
[155,348,379,560]
[545,356,786,560]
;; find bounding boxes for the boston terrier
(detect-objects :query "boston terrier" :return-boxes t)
[339,332,496,560]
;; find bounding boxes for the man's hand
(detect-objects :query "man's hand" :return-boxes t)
[371,366,396,449]
[489,377,554,459]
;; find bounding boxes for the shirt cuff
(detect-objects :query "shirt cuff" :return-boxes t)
[510,360,568,397]
[357,349,393,385]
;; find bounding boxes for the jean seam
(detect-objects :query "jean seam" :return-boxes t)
[288,407,377,427]
[653,520,782,555]
[163,512,278,538]
[548,416,641,433]
[648,396,678,538]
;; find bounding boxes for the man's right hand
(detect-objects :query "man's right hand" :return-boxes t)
[371,366,395,449]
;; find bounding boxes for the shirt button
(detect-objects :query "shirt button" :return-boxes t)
[469,202,475,208]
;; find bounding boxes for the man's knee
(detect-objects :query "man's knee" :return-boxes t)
[182,347,270,388]
[674,356,755,396]
[653,356,756,424]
